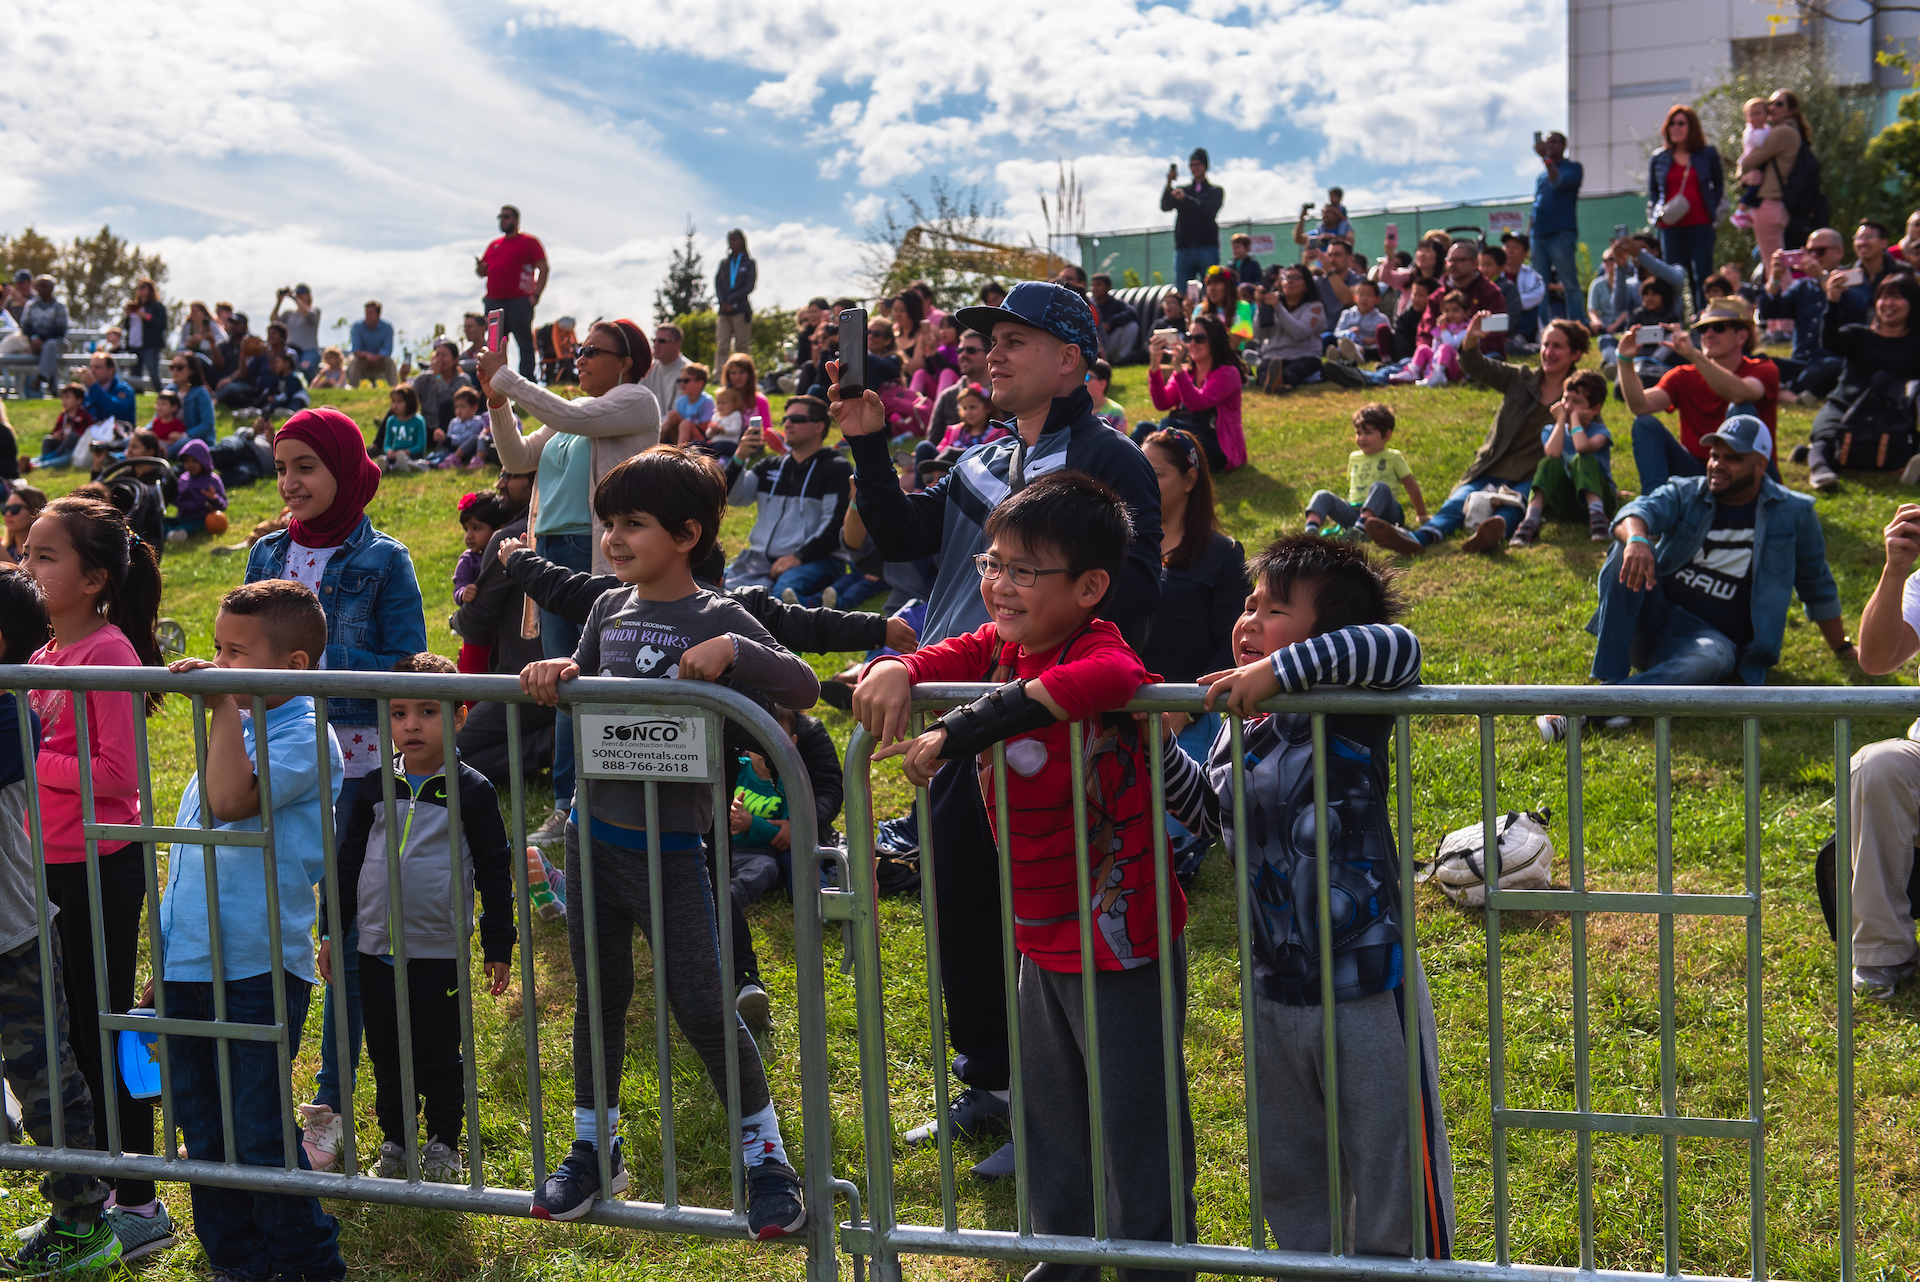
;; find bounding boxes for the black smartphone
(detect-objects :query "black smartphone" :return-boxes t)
[1533,131,1543,146]
[1613,223,1630,242]
[838,307,867,398]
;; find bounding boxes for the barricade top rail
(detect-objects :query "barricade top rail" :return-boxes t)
[910,680,1920,718]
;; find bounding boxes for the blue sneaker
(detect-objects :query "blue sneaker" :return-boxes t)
[530,1139,626,1222]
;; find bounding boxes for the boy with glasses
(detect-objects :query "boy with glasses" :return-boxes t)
[663,362,714,446]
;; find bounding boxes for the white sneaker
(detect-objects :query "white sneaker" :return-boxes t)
[528,807,569,845]
[1422,367,1449,389]
[781,588,800,605]
[166,528,189,544]
[820,586,837,610]
[298,1103,342,1171]
[422,1137,464,1182]
[1337,337,1362,365]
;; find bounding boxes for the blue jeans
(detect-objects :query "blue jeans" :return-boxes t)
[1533,229,1586,325]
[816,565,885,609]
[165,974,345,1280]
[314,772,368,1112]
[1173,245,1220,292]
[1415,477,1532,545]
[1590,573,1740,686]
[297,348,322,379]
[1660,223,1719,315]
[538,532,594,811]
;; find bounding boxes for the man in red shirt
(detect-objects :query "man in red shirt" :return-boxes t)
[1618,298,1781,491]
[474,205,548,381]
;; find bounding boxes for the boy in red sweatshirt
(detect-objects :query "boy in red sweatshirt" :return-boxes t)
[853,472,1195,1274]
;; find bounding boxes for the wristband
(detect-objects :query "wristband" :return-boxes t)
[1627,534,1652,547]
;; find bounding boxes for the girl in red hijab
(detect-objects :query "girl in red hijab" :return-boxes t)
[243,407,428,1166]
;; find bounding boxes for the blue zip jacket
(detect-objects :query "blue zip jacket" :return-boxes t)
[244,516,427,725]
[84,375,136,425]
[179,384,216,442]
[1647,146,1726,227]
[1585,475,1840,685]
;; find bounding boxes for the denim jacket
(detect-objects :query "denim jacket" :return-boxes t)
[1586,475,1840,684]
[1647,146,1726,227]
[244,516,427,724]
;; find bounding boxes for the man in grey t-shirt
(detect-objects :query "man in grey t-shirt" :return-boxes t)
[271,285,323,378]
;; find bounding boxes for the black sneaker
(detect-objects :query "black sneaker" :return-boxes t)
[746,1159,807,1240]
[818,679,854,711]
[530,1139,627,1222]
[903,1085,1009,1148]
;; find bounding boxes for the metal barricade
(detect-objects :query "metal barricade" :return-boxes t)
[830,682,1903,1282]
[0,665,841,1282]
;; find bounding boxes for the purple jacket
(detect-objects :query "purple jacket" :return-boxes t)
[173,440,228,521]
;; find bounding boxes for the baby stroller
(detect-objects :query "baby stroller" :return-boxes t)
[95,455,175,558]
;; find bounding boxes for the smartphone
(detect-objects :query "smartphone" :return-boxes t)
[1782,249,1807,271]
[1534,131,1544,146]
[486,308,503,352]
[1841,266,1867,287]
[837,307,867,398]
[1613,223,1631,242]
[1385,222,1398,239]
[1481,313,1510,334]
[1637,325,1666,345]
[1186,279,1202,306]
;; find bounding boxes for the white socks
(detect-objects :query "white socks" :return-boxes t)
[740,1103,790,1169]
[574,1106,620,1149]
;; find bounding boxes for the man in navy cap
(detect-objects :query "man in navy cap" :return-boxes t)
[1542,413,1851,742]
[1162,148,1224,296]
[830,279,1161,1180]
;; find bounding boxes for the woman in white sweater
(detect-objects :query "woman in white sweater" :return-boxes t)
[478,317,660,841]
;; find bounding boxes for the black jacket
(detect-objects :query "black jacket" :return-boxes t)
[1139,532,1247,683]
[503,547,890,653]
[715,251,757,315]
[451,514,543,673]
[1160,179,1224,249]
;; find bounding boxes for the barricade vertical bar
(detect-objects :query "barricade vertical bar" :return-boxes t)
[645,779,678,1210]
[440,701,482,1190]
[1311,715,1342,1255]
[16,688,62,1151]
[992,740,1031,1233]
[504,702,544,1187]
[131,711,176,1169]
[314,696,358,1178]
[1568,707,1593,1272]
[252,693,297,1171]
[573,708,614,1201]
[842,727,899,1276]
[68,695,120,1160]
[191,694,238,1167]
[1228,714,1263,1249]
[1066,719,1106,1241]
[1655,715,1677,1275]
[910,712,957,1232]
[1145,713,1183,1246]
[708,775,743,1216]
[1395,715,1424,1259]
[1743,717,1766,1281]
[377,702,421,1182]
[1835,717,1854,1282]
[1480,714,1507,1265]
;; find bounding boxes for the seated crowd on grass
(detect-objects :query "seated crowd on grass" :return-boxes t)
[4,133,1920,1276]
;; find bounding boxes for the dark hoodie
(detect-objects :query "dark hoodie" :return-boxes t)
[173,438,228,521]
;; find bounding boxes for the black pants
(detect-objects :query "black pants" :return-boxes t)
[706,839,761,986]
[929,758,1010,1091]
[485,296,538,381]
[358,955,465,1147]
[44,845,155,1204]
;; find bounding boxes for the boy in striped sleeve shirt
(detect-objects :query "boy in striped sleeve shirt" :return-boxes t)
[1169,534,1455,1259]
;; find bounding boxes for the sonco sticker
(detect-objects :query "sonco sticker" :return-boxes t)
[578,709,716,781]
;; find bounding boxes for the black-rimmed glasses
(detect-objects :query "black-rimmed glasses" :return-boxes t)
[972,554,1071,587]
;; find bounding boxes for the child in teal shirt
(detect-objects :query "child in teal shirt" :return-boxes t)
[378,386,429,474]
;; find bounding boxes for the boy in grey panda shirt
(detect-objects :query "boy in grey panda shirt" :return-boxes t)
[521,446,817,1238]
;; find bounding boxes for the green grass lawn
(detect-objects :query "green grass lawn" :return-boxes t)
[1,362,1916,1281]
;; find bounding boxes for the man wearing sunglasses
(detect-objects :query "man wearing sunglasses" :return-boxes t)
[1758,229,1845,403]
[925,330,993,441]
[720,397,851,599]
[641,323,687,416]
[1618,297,1780,493]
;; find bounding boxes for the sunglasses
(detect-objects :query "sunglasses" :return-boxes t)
[574,344,614,361]
[2,505,24,516]
[783,416,824,427]
[1696,321,1741,335]
[677,377,701,385]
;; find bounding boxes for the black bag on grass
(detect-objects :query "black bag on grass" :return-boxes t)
[1813,834,1920,940]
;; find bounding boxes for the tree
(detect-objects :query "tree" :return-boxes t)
[653,220,712,326]
[0,225,168,329]
[860,178,1033,303]
[1694,41,1888,267]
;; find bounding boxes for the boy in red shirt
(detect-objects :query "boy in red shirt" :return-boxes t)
[853,471,1195,1266]
[148,391,187,449]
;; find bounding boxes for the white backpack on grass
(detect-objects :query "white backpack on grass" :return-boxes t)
[1417,809,1555,907]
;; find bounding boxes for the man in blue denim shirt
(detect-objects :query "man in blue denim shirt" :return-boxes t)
[1758,232,1845,401]
[1550,416,1851,740]
[1530,133,1586,324]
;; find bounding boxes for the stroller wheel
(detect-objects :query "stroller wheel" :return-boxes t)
[156,618,188,660]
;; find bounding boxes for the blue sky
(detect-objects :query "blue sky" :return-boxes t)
[3,0,1566,338]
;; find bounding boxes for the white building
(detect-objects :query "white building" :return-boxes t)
[1569,0,1919,193]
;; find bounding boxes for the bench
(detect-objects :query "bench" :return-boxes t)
[0,332,144,398]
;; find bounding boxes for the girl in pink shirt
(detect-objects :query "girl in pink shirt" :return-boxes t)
[22,495,167,1221]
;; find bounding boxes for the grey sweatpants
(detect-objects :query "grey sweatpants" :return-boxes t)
[1018,940,1197,1282]
[565,825,770,1119]
[1305,481,1403,529]
[1847,736,1920,966]
[1254,957,1454,1258]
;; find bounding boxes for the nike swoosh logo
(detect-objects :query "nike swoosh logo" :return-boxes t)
[446,988,459,998]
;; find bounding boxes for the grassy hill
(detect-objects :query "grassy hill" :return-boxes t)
[1,363,1916,1280]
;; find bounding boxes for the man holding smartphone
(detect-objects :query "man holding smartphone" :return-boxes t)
[830,281,1162,1180]
[1617,299,1780,491]
[475,205,547,381]
[1531,131,1587,324]
[1161,148,1224,294]
[1759,230,1845,402]
[1836,220,1897,326]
